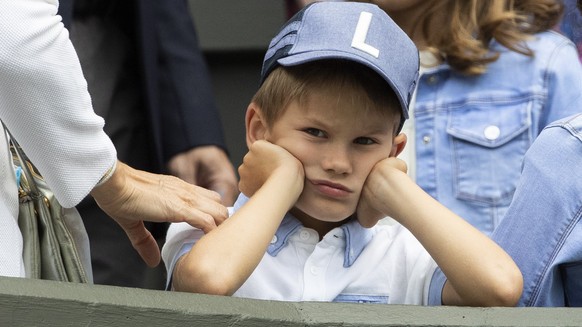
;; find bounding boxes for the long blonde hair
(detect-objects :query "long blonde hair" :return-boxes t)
[415,0,563,75]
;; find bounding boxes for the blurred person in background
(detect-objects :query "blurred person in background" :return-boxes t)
[557,0,582,60]
[58,0,238,289]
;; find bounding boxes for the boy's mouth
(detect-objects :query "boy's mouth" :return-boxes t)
[310,179,352,198]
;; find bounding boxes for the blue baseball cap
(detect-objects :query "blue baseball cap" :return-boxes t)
[260,2,419,128]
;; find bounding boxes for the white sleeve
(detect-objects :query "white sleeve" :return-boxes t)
[162,207,235,289]
[0,0,116,207]
[401,230,439,305]
[161,222,205,289]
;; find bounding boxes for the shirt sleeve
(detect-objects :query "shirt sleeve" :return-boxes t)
[0,0,116,207]
[395,225,440,305]
[427,268,446,305]
[161,222,205,290]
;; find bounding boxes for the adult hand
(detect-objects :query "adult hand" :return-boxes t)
[238,140,304,201]
[167,146,238,206]
[356,157,408,228]
[90,160,229,267]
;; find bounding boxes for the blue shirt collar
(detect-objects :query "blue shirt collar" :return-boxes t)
[340,219,374,267]
[232,194,373,267]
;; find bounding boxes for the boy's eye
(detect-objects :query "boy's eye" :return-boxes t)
[354,137,376,145]
[304,128,325,137]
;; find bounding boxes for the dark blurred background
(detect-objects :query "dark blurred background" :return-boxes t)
[189,0,286,171]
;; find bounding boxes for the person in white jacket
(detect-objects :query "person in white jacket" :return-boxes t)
[0,0,228,278]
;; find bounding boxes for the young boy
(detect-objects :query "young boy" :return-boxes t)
[162,2,522,306]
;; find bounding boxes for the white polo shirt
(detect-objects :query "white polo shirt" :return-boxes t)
[163,195,445,305]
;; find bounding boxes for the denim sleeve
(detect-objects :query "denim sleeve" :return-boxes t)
[428,267,446,305]
[492,114,582,306]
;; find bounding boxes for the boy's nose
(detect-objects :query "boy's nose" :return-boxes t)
[321,146,352,175]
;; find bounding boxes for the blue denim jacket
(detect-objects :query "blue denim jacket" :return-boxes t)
[414,31,582,234]
[492,113,582,306]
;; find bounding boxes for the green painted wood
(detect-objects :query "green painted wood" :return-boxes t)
[1,277,582,326]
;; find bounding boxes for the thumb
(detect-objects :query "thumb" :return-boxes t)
[118,219,161,267]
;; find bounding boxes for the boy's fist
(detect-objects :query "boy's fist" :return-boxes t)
[356,157,408,228]
[238,140,304,198]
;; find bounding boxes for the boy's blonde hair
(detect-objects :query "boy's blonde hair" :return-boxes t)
[252,60,402,133]
[414,0,563,75]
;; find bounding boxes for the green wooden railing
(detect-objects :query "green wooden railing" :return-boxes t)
[1,276,581,326]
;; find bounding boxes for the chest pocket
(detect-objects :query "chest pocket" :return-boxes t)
[446,100,533,204]
[333,294,389,304]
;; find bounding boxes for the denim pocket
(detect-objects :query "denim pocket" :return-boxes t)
[560,261,582,307]
[446,99,532,204]
[333,294,389,304]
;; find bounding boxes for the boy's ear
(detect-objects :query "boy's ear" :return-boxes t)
[245,102,268,148]
[390,133,407,157]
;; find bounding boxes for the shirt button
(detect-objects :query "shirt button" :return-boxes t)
[422,135,431,144]
[300,230,310,240]
[310,266,319,275]
[271,235,278,244]
[484,125,501,140]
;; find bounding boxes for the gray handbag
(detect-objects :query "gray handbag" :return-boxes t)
[3,123,92,283]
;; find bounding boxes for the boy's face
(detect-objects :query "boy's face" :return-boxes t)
[263,88,405,227]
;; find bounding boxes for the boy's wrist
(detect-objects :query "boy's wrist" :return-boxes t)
[265,167,304,207]
[375,166,416,223]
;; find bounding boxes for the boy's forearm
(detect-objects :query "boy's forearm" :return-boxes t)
[380,171,522,306]
[173,170,302,295]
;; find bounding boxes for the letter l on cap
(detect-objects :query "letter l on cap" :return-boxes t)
[351,12,380,58]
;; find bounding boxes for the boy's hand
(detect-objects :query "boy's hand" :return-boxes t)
[356,157,408,228]
[238,140,305,199]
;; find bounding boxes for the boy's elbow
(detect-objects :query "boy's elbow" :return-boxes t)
[451,265,523,307]
[498,271,523,306]
[172,258,237,296]
[174,275,234,296]
[483,267,523,307]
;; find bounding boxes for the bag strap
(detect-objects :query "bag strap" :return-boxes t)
[1,122,41,196]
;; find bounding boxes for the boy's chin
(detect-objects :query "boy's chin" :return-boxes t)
[291,205,355,223]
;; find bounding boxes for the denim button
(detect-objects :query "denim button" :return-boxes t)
[422,135,431,144]
[484,125,501,140]
[427,75,439,85]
